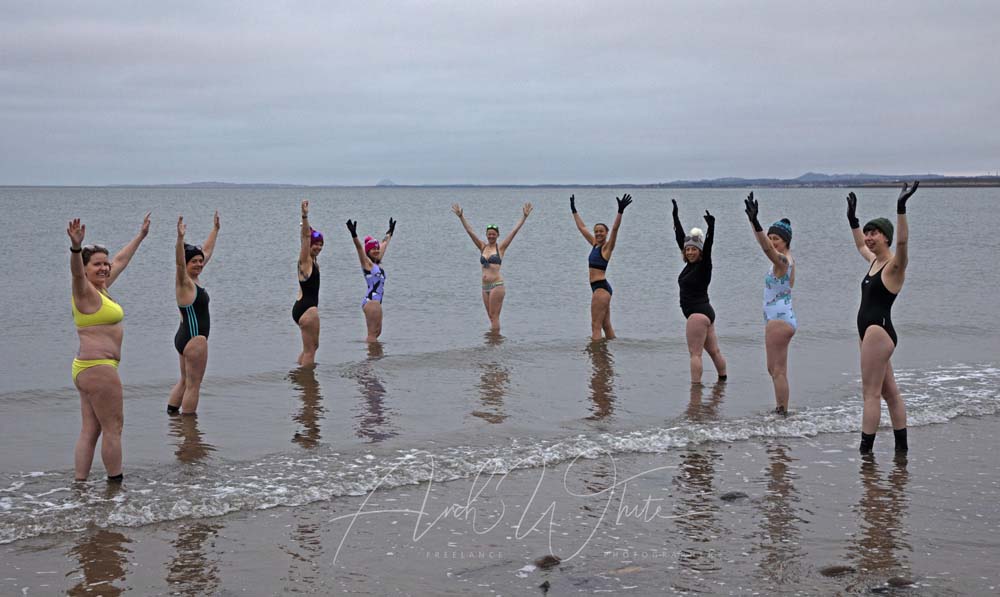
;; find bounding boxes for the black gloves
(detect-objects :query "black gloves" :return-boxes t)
[703,210,715,226]
[846,192,860,229]
[387,218,396,236]
[897,181,919,214]
[616,193,632,214]
[346,219,358,238]
[744,192,762,232]
[570,194,577,214]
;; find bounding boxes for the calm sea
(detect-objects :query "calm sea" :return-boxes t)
[1,186,998,543]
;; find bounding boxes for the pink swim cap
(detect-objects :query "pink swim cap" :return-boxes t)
[364,236,380,253]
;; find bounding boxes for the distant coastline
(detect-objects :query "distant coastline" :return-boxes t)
[3,173,999,189]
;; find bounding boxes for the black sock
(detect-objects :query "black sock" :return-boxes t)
[718,375,728,382]
[860,432,876,454]
[893,428,908,452]
[107,473,124,483]
[167,404,180,415]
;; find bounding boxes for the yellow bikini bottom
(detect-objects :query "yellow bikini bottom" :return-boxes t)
[72,358,120,382]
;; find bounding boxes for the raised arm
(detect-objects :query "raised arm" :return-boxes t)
[68,219,99,307]
[702,210,715,259]
[890,181,918,274]
[571,195,596,245]
[847,192,876,263]
[603,194,631,255]
[452,204,485,251]
[380,218,395,259]
[499,202,532,252]
[175,216,194,297]
[744,193,787,271]
[346,220,373,270]
[672,199,686,251]
[107,212,150,287]
[298,201,313,277]
[201,211,220,265]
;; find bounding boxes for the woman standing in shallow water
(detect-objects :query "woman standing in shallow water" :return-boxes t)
[67,213,150,482]
[847,182,919,454]
[293,200,323,366]
[452,201,532,332]
[672,199,727,384]
[571,193,631,341]
[346,217,395,343]
[744,192,796,415]
[168,212,219,415]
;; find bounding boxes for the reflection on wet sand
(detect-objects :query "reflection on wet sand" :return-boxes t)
[67,528,132,596]
[472,332,509,424]
[672,383,724,574]
[169,415,217,464]
[288,366,325,449]
[585,340,615,421]
[280,509,324,592]
[353,341,397,443]
[846,454,912,590]
[165,521,223,596]
[754,442,806,586]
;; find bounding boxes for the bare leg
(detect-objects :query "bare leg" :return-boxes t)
[685,314,711,384]
[486,285,506,332]
[363,301,383,343]
[704,322,727,379]
[168,353,186,410]
[881,361,906,430]
[74,365,124,479]
[764,320,795,409]
[297,307,320,366]
[860,327,895,434]
[590,289,612,341]
[601,293,616,340]
[180,336,209,414]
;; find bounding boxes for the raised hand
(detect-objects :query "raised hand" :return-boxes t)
[671,198,679,219]
[570,194,577,214]
[616,193,633,214]
[387,218,396,236]
[896,181,919,214]
[451,204,463,218]
[846,192,860,229]
[301,200,309,217]
[523,202,533,217]
[68,219,85,248]
[703,210,715,226]
[213,210,221,230]
[177,216,186,238]
[140,212,151,238]
[346,219,358,238]
[744,192,762,231]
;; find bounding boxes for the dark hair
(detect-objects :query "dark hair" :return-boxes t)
[184,243,205,263]
[594,222,609,232]
[81,245,109,265]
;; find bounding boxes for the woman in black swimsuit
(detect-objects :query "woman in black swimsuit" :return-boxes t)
[847,182,919,454]
[168,212,220,415]
[294,200,323,366]
[672,199,726,384]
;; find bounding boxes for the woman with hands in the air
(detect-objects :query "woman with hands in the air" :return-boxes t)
[347,217,395,343]
[673,199,727,384]
[293,200,324,366]
[452,201,532,332]
[571,193,631,341]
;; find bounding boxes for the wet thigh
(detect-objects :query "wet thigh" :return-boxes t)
[686,314,711,353]
[591,289,611,320]
[489,285,506,314]
[76,366,123,432]
[182,336,209,380]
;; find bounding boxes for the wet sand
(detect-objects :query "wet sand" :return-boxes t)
[3,415,998,596]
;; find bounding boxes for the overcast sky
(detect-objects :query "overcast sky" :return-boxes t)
[2,1,998,185]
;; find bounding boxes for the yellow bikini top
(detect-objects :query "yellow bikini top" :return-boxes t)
[72,290,124,328]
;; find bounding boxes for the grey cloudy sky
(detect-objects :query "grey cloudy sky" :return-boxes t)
[2,1,998,185]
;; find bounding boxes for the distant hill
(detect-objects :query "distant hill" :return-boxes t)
[376,179,398,187]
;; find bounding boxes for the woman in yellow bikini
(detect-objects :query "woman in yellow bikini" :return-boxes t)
[68,213,150,482]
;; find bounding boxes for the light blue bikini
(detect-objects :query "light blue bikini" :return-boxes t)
[763,263,797,330]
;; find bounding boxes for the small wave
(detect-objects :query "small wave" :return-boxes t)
[1,363,997,544]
